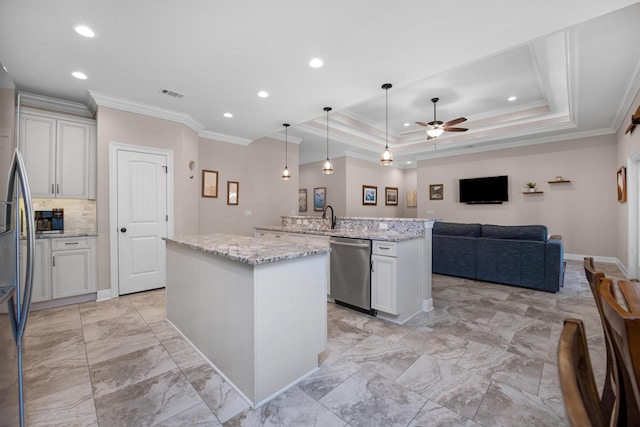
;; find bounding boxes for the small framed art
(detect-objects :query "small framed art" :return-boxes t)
[617,166,627,203]
[202,170,218,198]
[385,187,398,206]
[430,184,443,200]
[298,189,308,212]
[362,185,377,205]
[227,181,239,205]
[314,187,326,211]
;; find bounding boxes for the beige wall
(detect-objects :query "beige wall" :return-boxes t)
[198,136,299,234]
[95,107,200,292]
[616,90,640,268]
[416,135,618,257]
[299,157,417,218]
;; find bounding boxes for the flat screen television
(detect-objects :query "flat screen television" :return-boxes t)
[459,175,508,204]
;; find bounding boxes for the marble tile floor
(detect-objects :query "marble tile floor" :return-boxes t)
[21,259,620,426]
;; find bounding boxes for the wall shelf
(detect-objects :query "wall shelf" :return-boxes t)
[548,179,571,184]
[523,191,544,194]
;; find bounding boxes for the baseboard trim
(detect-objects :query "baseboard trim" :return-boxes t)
[30,293,96,311]
[564,253,631,279]
[422,298,434,312]
[96,289,112,302]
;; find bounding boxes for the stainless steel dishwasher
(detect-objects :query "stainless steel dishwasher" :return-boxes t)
[329,237,375,315]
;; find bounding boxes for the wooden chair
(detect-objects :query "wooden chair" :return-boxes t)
[583,257,618,423]
[558,318,610,427]
[599,278,640,422]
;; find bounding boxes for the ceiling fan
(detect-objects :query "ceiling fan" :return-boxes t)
[625,104,640,135]
[415,98,468,140]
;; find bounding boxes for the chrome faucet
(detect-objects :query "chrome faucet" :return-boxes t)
[322,205,336,229]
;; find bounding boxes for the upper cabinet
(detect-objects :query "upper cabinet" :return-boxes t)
[19,109,96,199]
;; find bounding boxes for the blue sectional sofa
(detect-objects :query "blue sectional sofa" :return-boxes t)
[432,221,564,292]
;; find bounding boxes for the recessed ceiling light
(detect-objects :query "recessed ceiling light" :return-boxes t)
[309,58,324,68]
[74,25,95,38]
[223,112,233,118]
[257,91,269,98]
[71,71,87,80]
[404,123,410,127]
[508,96,517,101]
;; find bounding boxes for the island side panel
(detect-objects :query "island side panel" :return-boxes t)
[253,253,328,404]
[166,243,256,403]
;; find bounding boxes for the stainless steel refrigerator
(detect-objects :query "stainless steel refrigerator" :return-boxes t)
[0,149,35,427]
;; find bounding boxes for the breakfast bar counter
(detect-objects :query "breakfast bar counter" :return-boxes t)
[165,233,330,407]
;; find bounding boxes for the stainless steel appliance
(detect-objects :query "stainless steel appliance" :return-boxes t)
[0,149,35,427]
[35,209,64,234]
[329,237,375,315]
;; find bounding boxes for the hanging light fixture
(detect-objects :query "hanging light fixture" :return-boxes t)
[281,123,291,180]
[380,83,393,166]
[322,107,334,174]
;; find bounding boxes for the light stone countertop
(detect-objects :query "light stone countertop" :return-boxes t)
[165,233,331,265]
[255,225,423,242]
[29,231,97,239]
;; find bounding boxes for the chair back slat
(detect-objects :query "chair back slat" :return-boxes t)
[558,318,608,427]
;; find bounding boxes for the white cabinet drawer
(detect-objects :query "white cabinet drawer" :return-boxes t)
[51,237,91,250]
[271,232,286,241]
[286,233,307,244]
[255,230,270,239]
[372,241,397,257]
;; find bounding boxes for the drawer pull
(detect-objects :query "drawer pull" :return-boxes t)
[65,242,80,245]
[379,247,390,250]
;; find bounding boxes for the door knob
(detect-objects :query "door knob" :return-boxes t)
[120,227,127,233]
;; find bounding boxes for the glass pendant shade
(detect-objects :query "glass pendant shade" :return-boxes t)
[322,159,334,174]
[380,147,393,165]
[380,83,393,166]
[281,123,291,181]
[281,166,291,180]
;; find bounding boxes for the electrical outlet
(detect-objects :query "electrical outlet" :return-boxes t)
[297,219,302,225]
[303,219,308,225]
[427,210,434,215]
[379,222,388,230]
[244,210,252,216]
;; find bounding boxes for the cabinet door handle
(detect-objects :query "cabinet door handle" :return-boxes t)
[64,242,79,245]
[52,184,54,193]
[52,255,55,267]
[371,259,374,272]
[57,184,59,194]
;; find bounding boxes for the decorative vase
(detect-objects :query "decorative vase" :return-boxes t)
[529,188,535,192]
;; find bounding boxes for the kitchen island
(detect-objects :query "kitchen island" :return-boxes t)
[165,233,330,408]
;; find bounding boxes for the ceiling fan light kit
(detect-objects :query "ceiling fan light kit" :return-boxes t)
[416,97,468,142]
[380,83,394,166]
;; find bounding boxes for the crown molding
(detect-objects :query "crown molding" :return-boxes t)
[88,90,204,133]
[198,130,252,146]
[612,53,640,133]
[268,132,303,145]
[18,91,94,118]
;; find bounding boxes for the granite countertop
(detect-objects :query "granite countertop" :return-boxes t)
[255,226,423,242]
[165,233,331,265]
[34,231,97,239]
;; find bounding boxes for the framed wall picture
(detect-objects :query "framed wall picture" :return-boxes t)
[227,181,239,205]
[362,185,377,205]
[430,184,444,200]
[298,189,307,212]
[314,187,326,211]
[406,190,417,207]
[385,187,398,206]
[617,166,627,203]
[202,170,218,198]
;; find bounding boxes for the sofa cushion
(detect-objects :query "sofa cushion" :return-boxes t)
[481,224,548,241]
[433,221,482,238]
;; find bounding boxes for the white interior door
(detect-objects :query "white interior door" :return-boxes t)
[117,149,167,295]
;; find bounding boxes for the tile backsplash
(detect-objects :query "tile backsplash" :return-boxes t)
[32,198,96,234]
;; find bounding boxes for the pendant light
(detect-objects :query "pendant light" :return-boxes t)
[380,83,393,166]
[322,107,334,174]
[281,123,291,180]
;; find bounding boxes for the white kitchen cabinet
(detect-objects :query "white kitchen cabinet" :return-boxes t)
[51,237,96,299]
[371,239,422,324]
[20,239,52,303]
[19,110,96,199]
[254,230,285,241]
[371,253,398,315]
[286,232,307,244]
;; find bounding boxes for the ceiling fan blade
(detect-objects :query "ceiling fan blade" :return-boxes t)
[415,121,429,127]
[626,123,634,134]
[444,127,468,132]
[426,135,434,140]
[444,117,467,127]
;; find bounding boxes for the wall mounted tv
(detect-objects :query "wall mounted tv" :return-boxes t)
[459,175,508,204]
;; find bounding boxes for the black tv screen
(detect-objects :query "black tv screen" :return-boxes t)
[459,175,508,204]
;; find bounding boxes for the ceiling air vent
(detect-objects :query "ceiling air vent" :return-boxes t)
[160,88,184,99]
